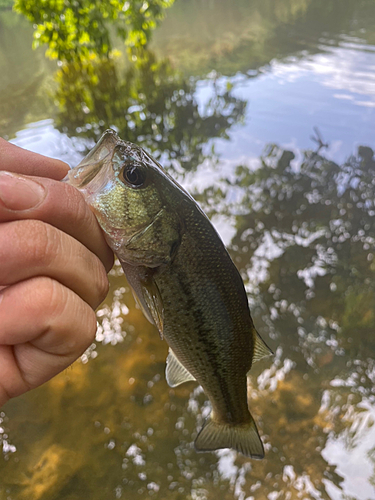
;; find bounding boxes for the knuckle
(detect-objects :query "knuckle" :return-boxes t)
[69,304,97,354]
[64,184,94,231]
[21,276,68,331]
[93,262,110,306]
[73,243,109,308]
[56,183,113,270]
[105,251,115,273]
[37,277,68,320]
[33,277,97,354]
[84,309,98,344]
[15,220,59,269]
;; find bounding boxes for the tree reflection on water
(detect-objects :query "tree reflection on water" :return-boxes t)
[1,0,375,497]
[54,50,246,174]
[193,141,375,498]
[1,140,374,500]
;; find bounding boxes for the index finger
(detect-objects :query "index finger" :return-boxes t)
[0,172,114,273]
[0,138,69,180]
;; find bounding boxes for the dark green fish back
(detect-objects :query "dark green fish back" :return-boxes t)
[155,200,256,423]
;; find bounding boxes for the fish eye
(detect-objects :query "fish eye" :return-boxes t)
[120,163,146,188]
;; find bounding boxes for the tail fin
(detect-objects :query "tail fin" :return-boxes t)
[194,415,264,459]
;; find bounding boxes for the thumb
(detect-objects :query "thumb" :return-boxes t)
[0,171,46,212]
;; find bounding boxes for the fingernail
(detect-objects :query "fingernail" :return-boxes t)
[0,171,46,211]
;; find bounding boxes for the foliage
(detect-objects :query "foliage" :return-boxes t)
[14,0,174,62]
[0,0,13,9]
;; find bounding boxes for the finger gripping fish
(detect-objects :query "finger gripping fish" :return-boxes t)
[65,129,272,459]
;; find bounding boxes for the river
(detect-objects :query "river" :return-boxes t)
[1,1,375,499]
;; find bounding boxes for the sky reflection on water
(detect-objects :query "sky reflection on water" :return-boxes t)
[202,40,375,165]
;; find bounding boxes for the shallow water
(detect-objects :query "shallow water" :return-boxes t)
[1,1,375,499]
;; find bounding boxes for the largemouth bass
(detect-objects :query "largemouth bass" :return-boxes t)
[65,129,272,458]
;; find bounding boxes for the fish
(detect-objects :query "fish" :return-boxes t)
[65,129,272,458]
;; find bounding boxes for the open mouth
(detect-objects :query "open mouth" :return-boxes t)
[63,158,107,189]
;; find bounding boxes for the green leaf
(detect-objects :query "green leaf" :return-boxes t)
[14,0,175,63]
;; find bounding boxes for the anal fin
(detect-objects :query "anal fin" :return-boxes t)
[252,331,273,364]
[166,349,196,388]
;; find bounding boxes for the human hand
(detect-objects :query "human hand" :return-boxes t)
[0,139,114,407]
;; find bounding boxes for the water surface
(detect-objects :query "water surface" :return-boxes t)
[0,1,375,499]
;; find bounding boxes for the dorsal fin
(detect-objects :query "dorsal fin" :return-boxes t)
[166,349,196,387]
[252,332,273,363]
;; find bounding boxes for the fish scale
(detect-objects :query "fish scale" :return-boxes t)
[156,213,252,421]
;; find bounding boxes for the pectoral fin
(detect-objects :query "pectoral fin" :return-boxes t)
[141,279,164,336]
[131,288,154,325]
[166,349,196,387]
[120,261,164,337]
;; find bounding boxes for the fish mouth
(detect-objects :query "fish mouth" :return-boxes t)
[64,153,131,253]
[63,158,106,190]
[63,153,116,210]
[63,129,121,190]
[63,130,149,252]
